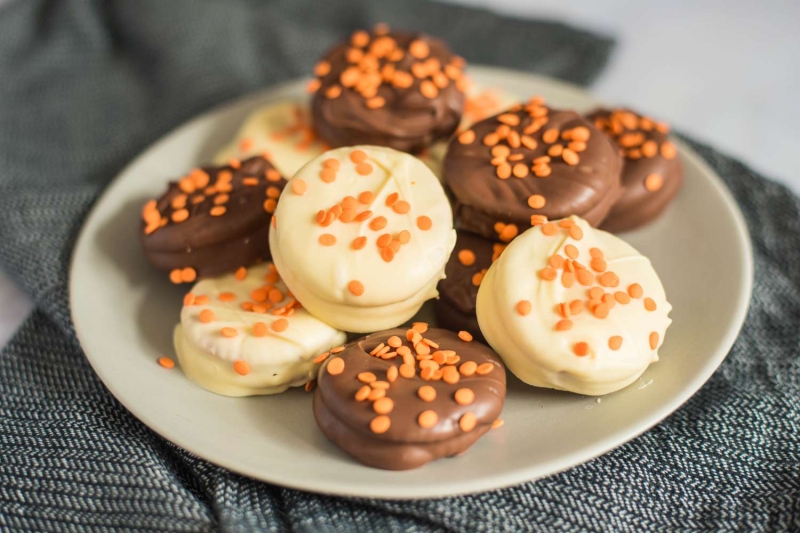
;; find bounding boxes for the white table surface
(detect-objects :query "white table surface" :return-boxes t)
[1,0,797,348]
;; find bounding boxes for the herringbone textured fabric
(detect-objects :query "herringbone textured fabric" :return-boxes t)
[1,0,798,531]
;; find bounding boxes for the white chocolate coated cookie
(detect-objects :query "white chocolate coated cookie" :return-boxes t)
[214,99,328,178]
[174,263,347,396]
[270,146,456,333]
[476,216,672,396]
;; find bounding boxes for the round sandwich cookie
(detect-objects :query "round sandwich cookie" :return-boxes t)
[308,24,466,154]
[213,98,329,179]
[141,156,287,283]
[313,325,506,470]
[476,216,672,396]
[443,96,623,243]
[587,108,683,232]
[269,145,456,333]
[434,231,507,342]
[174,263,347,396]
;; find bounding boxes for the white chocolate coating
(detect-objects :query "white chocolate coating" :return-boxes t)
[423,86,519,179]
[270,145,456,332]
[476,217,672,396]
[174,263,346,397]
[213,98,327,178]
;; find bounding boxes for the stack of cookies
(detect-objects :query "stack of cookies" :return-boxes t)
[137,24,678,471]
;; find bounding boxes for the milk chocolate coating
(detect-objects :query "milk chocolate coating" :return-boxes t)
[141,156,286,278]
[587,108,683,232]
[435,231,505,343]
[444,104,623,241]
[314,328,506,470]
[310,30,465,153]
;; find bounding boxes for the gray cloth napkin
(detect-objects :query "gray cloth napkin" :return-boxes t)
[0,0,797,531]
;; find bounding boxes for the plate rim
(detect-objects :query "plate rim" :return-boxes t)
[69,65,754,499]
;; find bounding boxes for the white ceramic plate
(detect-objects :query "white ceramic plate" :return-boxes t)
[70,66,753,499]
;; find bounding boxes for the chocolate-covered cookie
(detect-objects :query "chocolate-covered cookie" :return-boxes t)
[141,156,286,283]
[443,97,623,242]
[435,231,506,342]
[587,108,683,232]
[313,325,506,470]
[309,24,466,154]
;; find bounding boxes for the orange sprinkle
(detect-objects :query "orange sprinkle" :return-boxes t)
[573,342,590,356]
[319,168,337,183]
[412,322,429,334]
[542,222,558,236]
[645,173,664,192]
[350,150,368,164]
[358,371,377,383]
[564,244,579,259]
[459,412,477,432]
[221,327,238,338]
[158,357,175,369]
[459,361,477,377]
[516,300,532,316]
[179,267,196,283]
[385,192,399,207]
[556,319,573,331]
[417,216,432,230]
[373,397,394,415]
[491,419,504,429]
[327,357,345,375]
[661,142,677,160]
[458,331,473,342]
[194,295,210,305]
[454,388,475,406]
[589,247,604,259]
[458,130,476,144]
[354,385,371,402]
[650,332,660,349]
[458,249,476,266]
[369,216,387,231]
[263,199,277,213]
[271,318,288,332]
[313,352,329,365]
[233,360,250,376]
[644,297,657,311]
[183,293,196,306]
[409,39,430,59]
[577,269,594,286]
[561,271,575,288]
[355,210,372,222]
[543,129,560,144]
[370,415,391,434]
[171,209,189,223]
[392,200,410,214]
[418,385,437,402]
[399,363,415,379]
[539,268,557,281]
[348,280,364,296]
[498,223,518,242]
[325,85,342,99]
[599,271,620,288]
[418,410,438,428]
[549,254,565,269]
[471,270,485,286]
[356,162,373,175]
[614,291,631,304]
[366,96,386,109]
[527,194,546,209]
[476,363,494,375]
[590,258,607,272]
[420,80,438,99]
[318,234,337,246]
[628,283,644,299]
[569,299,584,315]
[252,322,268,337]
[398,230,411,244]
[387,365,398,383]
[608,336,623,350]
[562,149,579,166]
[569,225,584,240]
[291,179,308,196]
[368,388,386,401]
[593,304,610,319]
[351,236,367,250]
[210,206,226,217]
